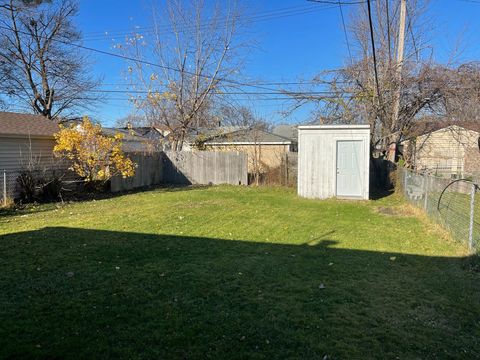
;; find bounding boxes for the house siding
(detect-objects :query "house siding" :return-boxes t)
[204,144,290,173]
[404,126,479,176]
[0,136,57,171]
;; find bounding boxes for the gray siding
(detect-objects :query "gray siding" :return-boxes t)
[0,136,57,171]
[297,126,370,200]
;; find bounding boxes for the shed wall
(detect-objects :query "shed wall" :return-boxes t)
[298,127,370,199]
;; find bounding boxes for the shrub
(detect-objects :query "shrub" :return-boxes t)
[16,170,65,204]
[16,170,39,203]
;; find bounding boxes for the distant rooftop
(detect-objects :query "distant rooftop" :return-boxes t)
[272,124,298,141]
[204,128,292,144]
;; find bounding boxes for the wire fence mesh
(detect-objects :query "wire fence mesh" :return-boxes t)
[398,167,480,252]
[0,170,21,206]
[1,167,80,206]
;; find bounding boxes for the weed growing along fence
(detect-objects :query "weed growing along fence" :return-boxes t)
[1,170,17,206]
[397,167,480,252]
[258,152,298,187]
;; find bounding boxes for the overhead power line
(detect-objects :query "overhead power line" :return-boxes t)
[338,0,353,62]
[366,0,382,104]
[0,24,285,93]
[78,89,356,96]
[82,4,338,42]
[307,0,369,4]
[0,23,351,95]
[82,4,322,37]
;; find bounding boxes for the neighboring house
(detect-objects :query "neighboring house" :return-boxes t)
[0,112,158,198]
[180,126,246,151]
[104,127,163,153]
[0,112,63,201]
[199,127,296,173]
[272,124,298,150]
[402,124,480,178]
[0,112,158,171]
[0,112,60,173]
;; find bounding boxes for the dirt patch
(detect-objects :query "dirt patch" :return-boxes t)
[374,206,414,217]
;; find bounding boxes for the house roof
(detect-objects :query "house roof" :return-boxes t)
[272,124,298,141]
[406,120,480,138]
[204,128,292,145]
[103,127,152,142]
[0,111,60,137]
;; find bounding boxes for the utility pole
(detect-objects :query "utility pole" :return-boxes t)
[387,0,407,163]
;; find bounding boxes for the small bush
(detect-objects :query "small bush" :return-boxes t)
[16,170,65,204]
[16,171,39,203]
[41,176,64,202]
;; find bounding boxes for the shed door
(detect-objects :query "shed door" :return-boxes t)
[336,140,363,198]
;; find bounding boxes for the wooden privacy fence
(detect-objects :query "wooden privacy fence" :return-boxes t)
[111,153,163,192]
[111,151,248,192]
[162,151,248,185]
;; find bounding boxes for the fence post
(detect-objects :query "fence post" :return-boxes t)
[424,175,429,211]
[468,183,476,252]
[285,153,289,186]
[3,170,6,207]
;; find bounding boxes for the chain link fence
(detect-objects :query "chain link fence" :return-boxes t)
[398,167,480,252]
[1,170,21,206]
[1,167,80,206]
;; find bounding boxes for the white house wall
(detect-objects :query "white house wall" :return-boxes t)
[298,126,370,200]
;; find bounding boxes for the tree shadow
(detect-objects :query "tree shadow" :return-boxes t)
[0,227,479,359]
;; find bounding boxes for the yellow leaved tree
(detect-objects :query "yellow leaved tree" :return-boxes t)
[53,117,135,184]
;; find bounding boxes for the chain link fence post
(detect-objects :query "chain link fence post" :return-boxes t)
[2,170,6,207]
[469,183,476,252]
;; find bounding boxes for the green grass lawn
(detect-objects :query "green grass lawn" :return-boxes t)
[1,186,479,359]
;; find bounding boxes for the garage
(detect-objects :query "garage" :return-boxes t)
[297,125,370,200]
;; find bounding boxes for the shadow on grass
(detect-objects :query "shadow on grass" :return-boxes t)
[0,227,479,359]
[369,186,395,201]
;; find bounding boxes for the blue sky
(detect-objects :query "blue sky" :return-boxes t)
[75,0,480,126]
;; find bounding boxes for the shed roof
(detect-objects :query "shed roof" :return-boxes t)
[0,111,60,137]
[298,124,370,130]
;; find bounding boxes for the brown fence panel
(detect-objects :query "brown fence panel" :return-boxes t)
[111,152,163,192]
[162,151,248,186]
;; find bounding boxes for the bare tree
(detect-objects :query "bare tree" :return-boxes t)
[436,62,480,123]
[216,104,270,130]
[114,113,150,128]
[0,0,50,8]
[121,0,244,150]
[289,0,457,164]
[0,0,100,119]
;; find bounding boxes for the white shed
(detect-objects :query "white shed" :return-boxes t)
[297,125,370,200]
